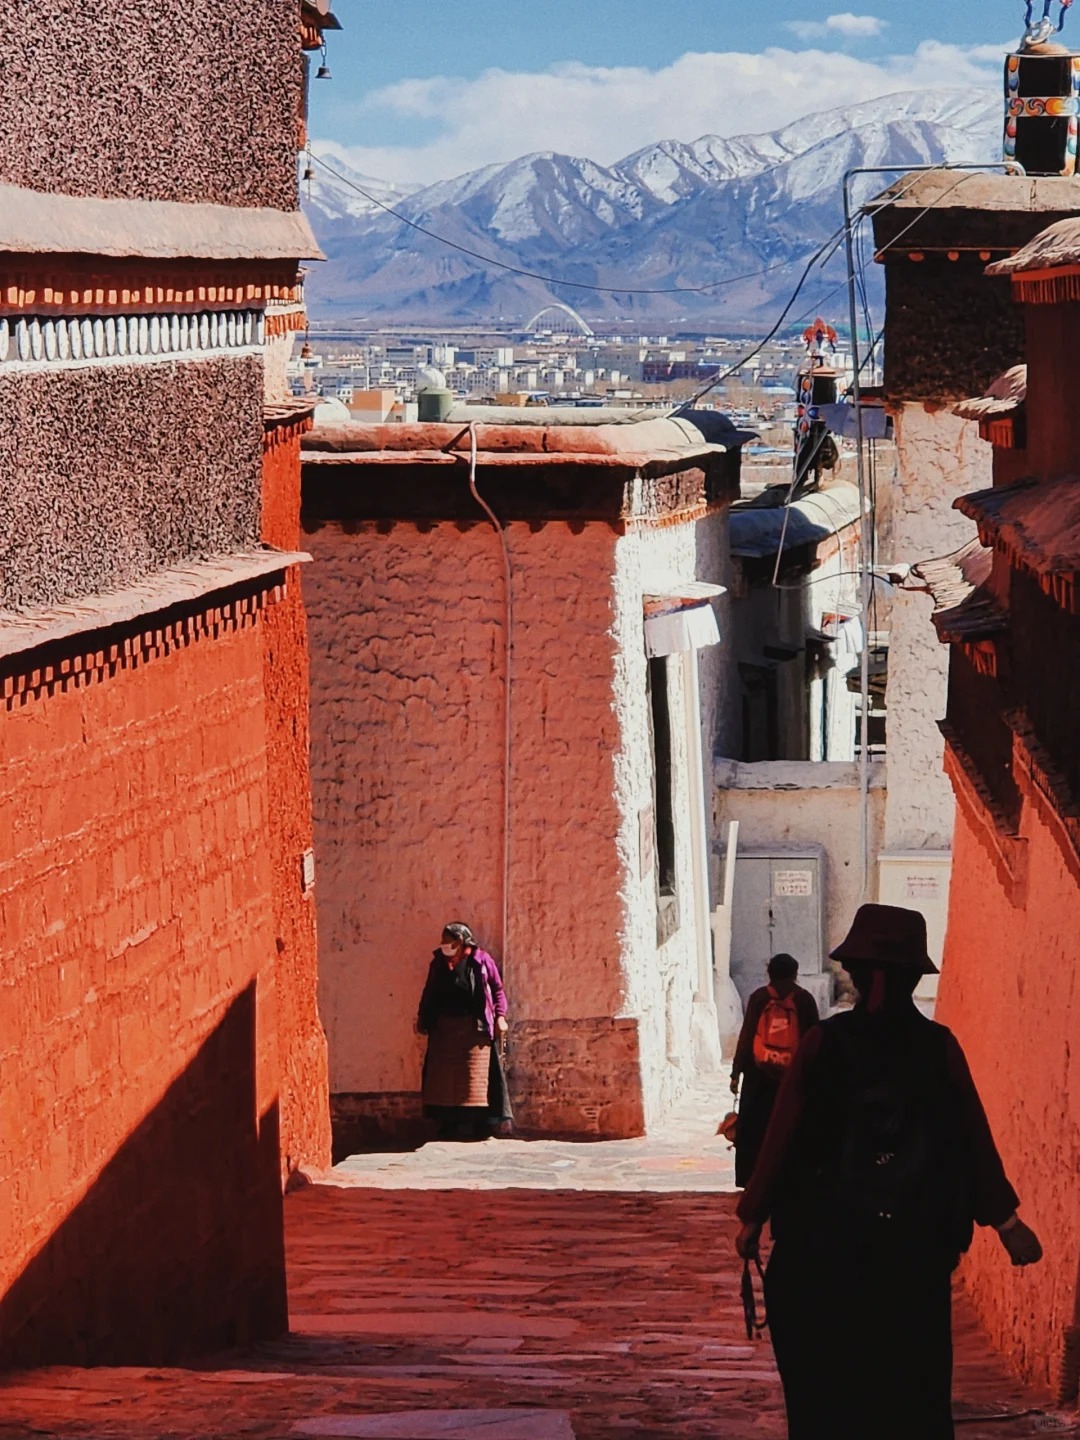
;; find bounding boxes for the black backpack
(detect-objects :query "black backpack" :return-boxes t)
[801,1012,975,1256]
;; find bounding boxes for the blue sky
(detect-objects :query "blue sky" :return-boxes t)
[309,2,1034,184]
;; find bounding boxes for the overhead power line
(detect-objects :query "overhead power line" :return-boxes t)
[308,157,1001,433]
[680,164,979,410]
[309,152,817,298]
[678,226,849,410]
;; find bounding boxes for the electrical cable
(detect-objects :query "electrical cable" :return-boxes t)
[677,226,850,412]
[851,216,880,633]
[866,169,980,263]
[768,424,839,587]
[311,155,950,355]
[309,151,797,298]
[841,162,997,899]
[685,165,978,414]
[762,315,885,590]
[848,172,979,714]
[758,467,894,594]
[465,423,514,969]
[768,568,897,593]
[851,185,893,645]
[835,173,982,755]
[309,158,954,422]
[855,225,877,383]
[681,167,946,410]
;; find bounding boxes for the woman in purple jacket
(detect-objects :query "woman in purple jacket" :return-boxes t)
[417,922,511,1139]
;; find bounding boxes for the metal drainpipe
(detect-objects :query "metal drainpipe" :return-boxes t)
[682,644,716,1012]
[841,160,1025,901]
[842,176,874,902]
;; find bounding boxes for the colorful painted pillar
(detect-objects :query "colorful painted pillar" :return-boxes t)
[1005,2,1080,176]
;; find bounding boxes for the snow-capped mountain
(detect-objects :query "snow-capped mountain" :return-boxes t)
[303,89,1002,325]
[304,148,420,225]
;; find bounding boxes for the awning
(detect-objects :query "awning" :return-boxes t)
[957,476,1080,580]
[908,538,1005,644]
[645,607,720,657]
[729,482,864,559]
[953,365,1027,422]
[643,582,725,657]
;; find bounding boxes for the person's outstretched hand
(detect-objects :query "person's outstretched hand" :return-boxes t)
[998,1216,1043,1267]
[736,1222,762,1259]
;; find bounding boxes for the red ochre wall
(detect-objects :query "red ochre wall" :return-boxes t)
[937,792,1080,1397]
[261,421,331,1175]
[0,417,328,1368]
[0,612,289,1366]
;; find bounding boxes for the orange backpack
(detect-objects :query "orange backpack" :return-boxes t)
[752,989,801,1072]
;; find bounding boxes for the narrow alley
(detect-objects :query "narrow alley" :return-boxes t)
[6,5,1080,1437]
[0,1085,1065,1440]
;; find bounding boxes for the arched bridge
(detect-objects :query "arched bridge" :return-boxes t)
[524,303,595,338]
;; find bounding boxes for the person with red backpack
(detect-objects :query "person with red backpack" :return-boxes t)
[730,953,820,1188]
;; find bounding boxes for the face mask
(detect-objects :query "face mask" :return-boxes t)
[440,944,457,958]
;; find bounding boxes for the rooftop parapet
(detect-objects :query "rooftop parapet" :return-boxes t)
[300,416,752,530]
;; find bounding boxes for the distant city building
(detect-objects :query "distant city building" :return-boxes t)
[349,389,398,423]
[642,360,722,383]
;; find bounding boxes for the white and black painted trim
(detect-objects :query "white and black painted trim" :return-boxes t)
[0,310,267,366]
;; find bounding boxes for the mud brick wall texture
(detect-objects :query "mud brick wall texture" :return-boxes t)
[303,521,629,1127]
[884,406,989,853]
[508,1018,646,1138]
[260,429,331,1174]
[0,357,263,610]
[0,619,289,1366]
[937,800,1080,1398]
[303,505,733,1140]
[0,0,301,211]
[325,1015,648,1149]
[881,262,1024,404]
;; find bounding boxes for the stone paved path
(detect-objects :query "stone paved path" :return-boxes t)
[329,1079,739,1194]
[0,1080,1070,1440]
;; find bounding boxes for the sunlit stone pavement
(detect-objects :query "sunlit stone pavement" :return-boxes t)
[0,1079,1067,1439]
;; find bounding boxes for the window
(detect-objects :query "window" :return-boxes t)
[648,656,679,943]
[738,661,780,762]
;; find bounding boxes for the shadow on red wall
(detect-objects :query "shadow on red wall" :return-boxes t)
[0,983,287,1369]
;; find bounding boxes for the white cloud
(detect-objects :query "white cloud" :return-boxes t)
[829,13,887,36]
[788,13,888,41]
[318,41,1006,187]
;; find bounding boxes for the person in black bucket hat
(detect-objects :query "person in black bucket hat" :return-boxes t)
[734,903,1042,1440]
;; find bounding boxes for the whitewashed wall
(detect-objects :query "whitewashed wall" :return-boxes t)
[886,406,990,850]
[715,759,887,962]
[611,514,730,1126]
